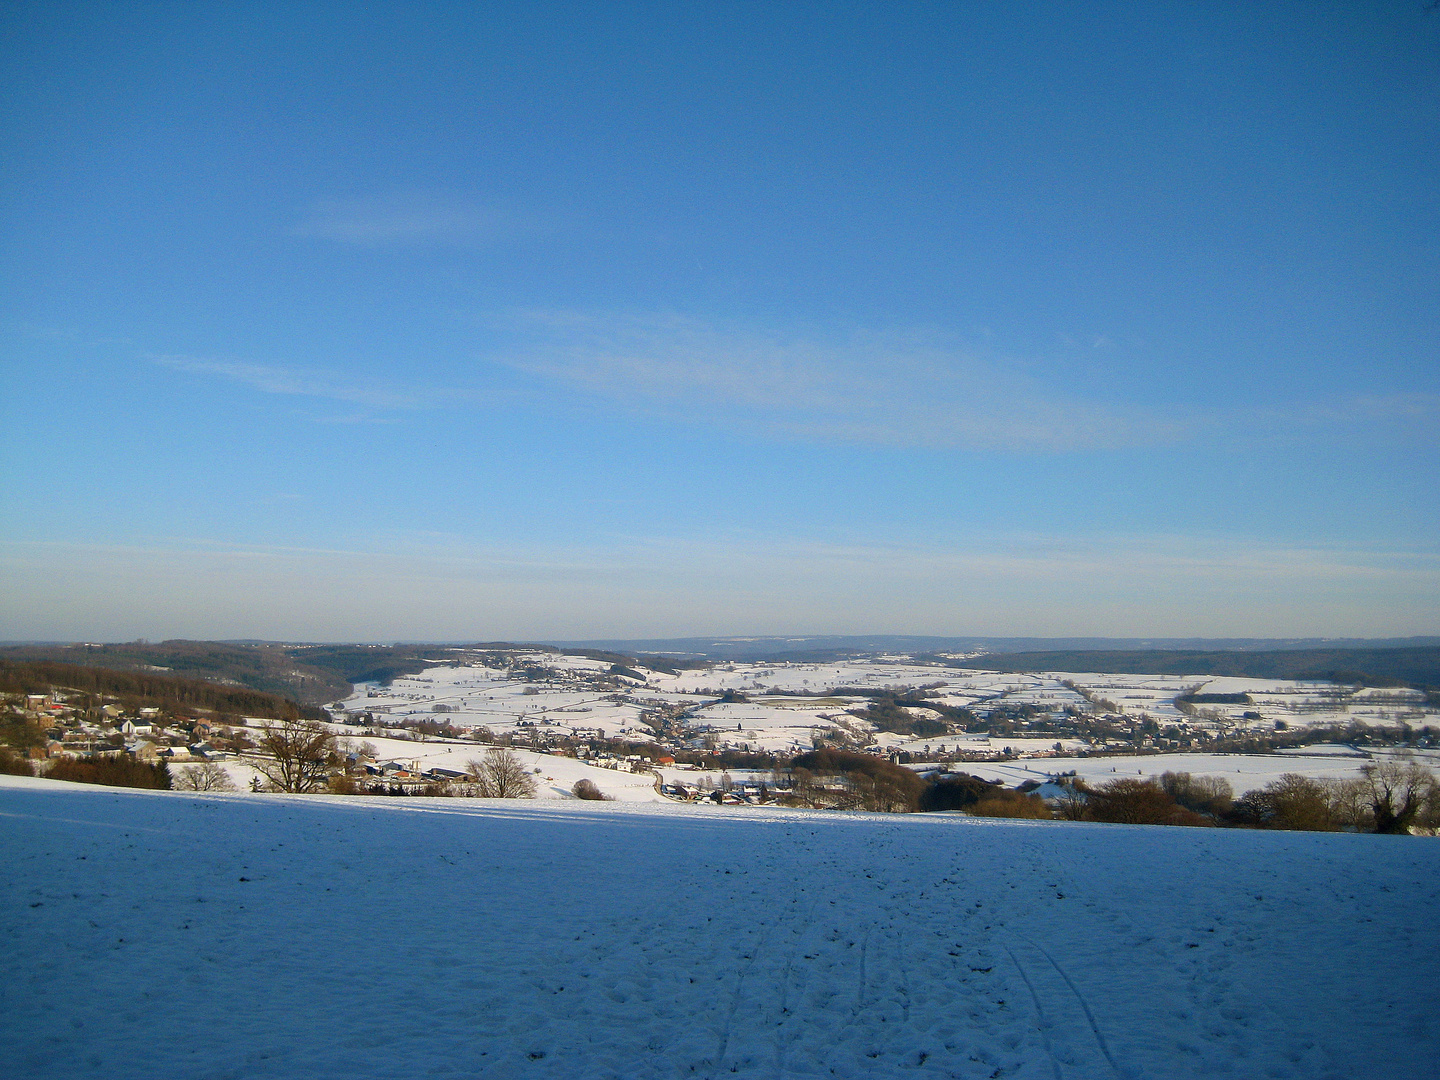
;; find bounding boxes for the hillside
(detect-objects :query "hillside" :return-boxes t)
[0,658,326,722]
[0,641,352,704]
[0,640,654,704]
[953,646,1440,690]
[3,776,1434,1079]
[10,638,1439,706]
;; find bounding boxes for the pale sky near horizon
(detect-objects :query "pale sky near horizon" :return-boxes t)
[2,1,1438,642]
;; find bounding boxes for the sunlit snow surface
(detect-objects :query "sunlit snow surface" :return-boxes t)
[3,776,1436,1079]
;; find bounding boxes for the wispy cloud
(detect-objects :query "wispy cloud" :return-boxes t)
[147,316,1432,451]
[501,312,1188,452]
[292,192,515,246]
[150,357,501,420]
[150,354,467,413]
[1291,392,1440,425]
[1223,391,1440,448]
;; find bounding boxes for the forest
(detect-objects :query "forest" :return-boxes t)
[0,659,324,722]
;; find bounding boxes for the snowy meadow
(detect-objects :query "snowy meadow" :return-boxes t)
[3,774,1436,1080]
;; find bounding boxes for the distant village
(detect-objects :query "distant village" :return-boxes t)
[9,690,255,767]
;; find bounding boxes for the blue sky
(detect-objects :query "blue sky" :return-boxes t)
[2,1,1437,642]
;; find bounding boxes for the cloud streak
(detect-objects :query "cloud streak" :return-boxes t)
[1287,392,1440,427]
[147,315,1433,452]
[501,312,1190,452]
[150,354,466,412]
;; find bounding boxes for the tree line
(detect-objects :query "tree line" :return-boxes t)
[775,749,1439,834]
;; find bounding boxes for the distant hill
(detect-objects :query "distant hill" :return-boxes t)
[9,636,1439,700]
[0,658,325,721]
[0,641,352,704]
[0,639,594,703]
[548,635,1440,664]
[282,642,610,687]
[948,646,1440,689]
[284,643,471,688]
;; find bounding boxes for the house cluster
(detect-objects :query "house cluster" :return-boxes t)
[6,691,252,765]
[577,751,656,774]
[359,758,469,788]
[660,775,783,805]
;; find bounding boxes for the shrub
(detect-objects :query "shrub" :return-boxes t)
[572,778,612,801]
[0,747,35,776]
[918,773,996,812]
[1051,778,1090,820]
[967,794,1053,819]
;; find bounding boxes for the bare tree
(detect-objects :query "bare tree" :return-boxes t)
[1327,777,1372,831]
[175,761,237,792]
[571,778,611,801]
[1232,774,1337,831]
[1357,759,1436,834]
[1052,777,1090,821]
[466,747,538,798]
[252,718,337,793]
[1160,771,1233,819]
[1086,778,1179,824]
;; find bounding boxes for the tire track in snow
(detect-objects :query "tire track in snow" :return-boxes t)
[1022,935,1123,1078]
[1006,933,1125,1080]
[874,834,913,1030]
[710,872,786,1076]
[854,923,872,1013]
[887,919,912,1026]
[981,829,1125,1078]
[1003,942,1064,1080]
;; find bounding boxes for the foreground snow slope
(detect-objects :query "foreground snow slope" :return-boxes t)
[2,776,1435,1080]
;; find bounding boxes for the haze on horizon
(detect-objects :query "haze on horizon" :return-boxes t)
[2,2,1437,644]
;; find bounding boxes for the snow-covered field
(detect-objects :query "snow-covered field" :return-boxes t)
[3,775,1436,1079]
[328,655,1440,764]
[344,655,661,742]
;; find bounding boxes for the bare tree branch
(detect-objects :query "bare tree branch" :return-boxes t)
[252,719,336,793]
[466,747,537,798]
